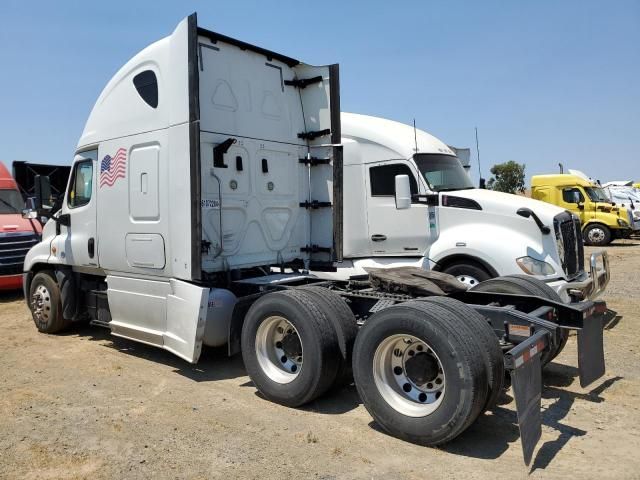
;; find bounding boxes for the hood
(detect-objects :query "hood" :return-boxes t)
[0,214,42,234]
[444,189,566,221]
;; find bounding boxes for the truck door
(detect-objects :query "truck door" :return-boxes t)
[53,150,98,269]
[560,187,588,223]
[365,161,429,256]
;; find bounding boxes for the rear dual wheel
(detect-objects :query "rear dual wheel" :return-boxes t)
[241,288,354,407]
[353,299,493,446]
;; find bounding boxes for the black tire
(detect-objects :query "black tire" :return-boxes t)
[352,301,488,446]
[441,261,492,289]
[28,271,70,333]
[583,223,611,246]
[241,290,340,407]
[470,275,568,363]
[416,296,504,413]
[297,286,358,386]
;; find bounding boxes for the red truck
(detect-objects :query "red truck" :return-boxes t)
[0,162,41,290]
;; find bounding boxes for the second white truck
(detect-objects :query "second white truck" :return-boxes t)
[317,112,609,302]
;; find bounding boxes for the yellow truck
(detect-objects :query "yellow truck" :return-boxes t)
[531,174,632,246]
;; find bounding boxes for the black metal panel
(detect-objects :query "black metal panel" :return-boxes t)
[456,290,593,329]
[328,64,341,145]
[511,347,543,466]
[12,161,71,200]
[577,311,605,387]
[333,146,343,262]
[197,27,300,68]
[188,13,202,281]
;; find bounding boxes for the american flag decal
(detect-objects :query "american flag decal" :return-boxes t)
[100,148,127,188]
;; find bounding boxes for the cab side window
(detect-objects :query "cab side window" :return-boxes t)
[370,164,418,196]
[68,160,93,208]
[562,187,584,204]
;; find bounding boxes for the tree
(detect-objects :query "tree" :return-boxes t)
[486,161,526,194]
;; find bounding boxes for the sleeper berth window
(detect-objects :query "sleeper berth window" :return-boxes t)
[133,70,159,108]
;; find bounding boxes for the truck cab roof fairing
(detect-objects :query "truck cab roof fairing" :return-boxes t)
[340,112,455,164]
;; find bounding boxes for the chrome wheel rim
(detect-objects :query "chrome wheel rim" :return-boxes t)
[31,284,52,323]
[455,274,480,288]
[373,334,445,417]
[588,228,606,243]
[255,316,302,384]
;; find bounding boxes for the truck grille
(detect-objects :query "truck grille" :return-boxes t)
[0,232,40,276]
[554,213,584,278]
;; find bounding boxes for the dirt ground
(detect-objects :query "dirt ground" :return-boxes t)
[1,242,639,480]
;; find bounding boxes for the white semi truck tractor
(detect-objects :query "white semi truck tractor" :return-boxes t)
[21,14,609,465]
[321,112,609,302]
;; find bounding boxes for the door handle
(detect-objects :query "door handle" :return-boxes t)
[371,234,387,242]
[88,238,95,258]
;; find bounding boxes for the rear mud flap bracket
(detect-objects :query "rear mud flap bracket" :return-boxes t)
[504,330,548,466]
[577,304,606,388]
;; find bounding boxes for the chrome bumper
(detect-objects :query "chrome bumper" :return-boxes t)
[553,251,610,301]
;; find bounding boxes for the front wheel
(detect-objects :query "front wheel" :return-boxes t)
[441,261,492,289]
[583,223,611,246]
[28,271,69,333]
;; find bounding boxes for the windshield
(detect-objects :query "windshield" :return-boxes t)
[413,154,474,192]
[584,187,610,203]
[0,188,24,214]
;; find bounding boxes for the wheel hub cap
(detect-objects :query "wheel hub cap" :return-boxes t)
[31,285,52,322]
[255,316,303,384]
[456,275,479,288]
[373,334,446,417]
[281,331,302,359]
[589,229,604,242]
[405,352,439,385]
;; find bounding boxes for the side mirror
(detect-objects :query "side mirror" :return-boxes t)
[21,209,38,220]
[571,191,581,204]
[577,203,584,210]
[395,175,412,210]
[34,175,52,210]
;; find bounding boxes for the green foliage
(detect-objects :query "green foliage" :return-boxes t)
[486,161,526,194]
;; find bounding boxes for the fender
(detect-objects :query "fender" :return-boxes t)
[433,253,499,278]
[428,220,565,281]
[55,268,78,320]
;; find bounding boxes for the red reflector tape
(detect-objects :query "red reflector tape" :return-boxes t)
[514,340,546,368]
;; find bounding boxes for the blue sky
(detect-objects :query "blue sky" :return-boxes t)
[1,0,638,184]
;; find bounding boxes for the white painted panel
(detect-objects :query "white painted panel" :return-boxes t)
[107,275,170,347]
[197,37,304,146]
[200,132,308,272]
[125,233,166,269]
[129,145,160,221]
[165,279,209,363]
[107,275,208,363]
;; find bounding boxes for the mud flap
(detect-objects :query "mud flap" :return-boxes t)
[577,302,606,388]
[505,330,548,466]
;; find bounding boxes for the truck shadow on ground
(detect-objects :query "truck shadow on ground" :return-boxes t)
[71,323,248,383]
[368,364,622,471]
[0,289,23,303]
[67,323,364,414]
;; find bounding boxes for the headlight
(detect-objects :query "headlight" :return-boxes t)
[618,218,629,227]
[634,210,640,220]
[516,256,556,276]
